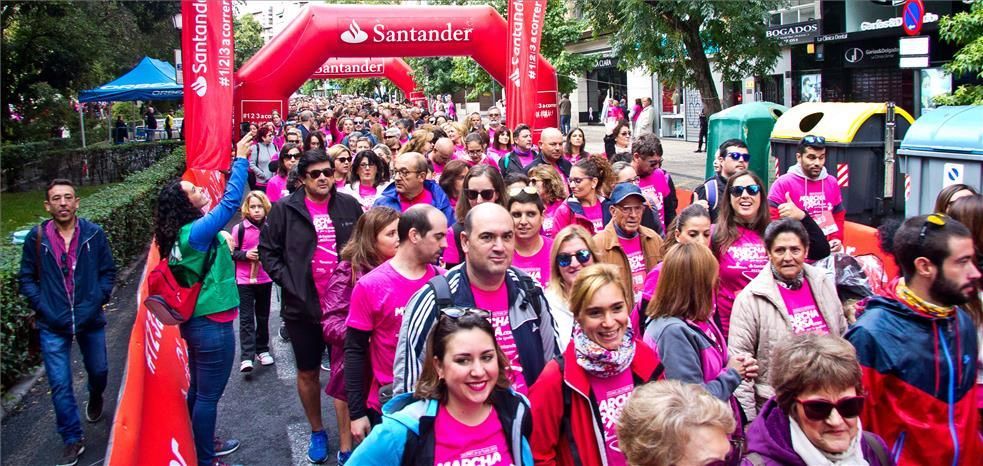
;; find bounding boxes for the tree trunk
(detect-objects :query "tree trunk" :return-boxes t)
[679,23,722,115]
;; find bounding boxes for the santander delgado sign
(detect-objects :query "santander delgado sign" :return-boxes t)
[339,18,474,44]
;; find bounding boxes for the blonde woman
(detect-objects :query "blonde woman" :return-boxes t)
[544,225,600,349]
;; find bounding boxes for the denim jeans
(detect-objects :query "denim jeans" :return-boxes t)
[39,327,108,445]
[237,283,272,361]
[560,115,571,135]
[180,316,235,466]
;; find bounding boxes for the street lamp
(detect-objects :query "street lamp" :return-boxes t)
[172,13,183,84]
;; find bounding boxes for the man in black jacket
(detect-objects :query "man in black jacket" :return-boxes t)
[523,127,571,178]
[259,150,362,464]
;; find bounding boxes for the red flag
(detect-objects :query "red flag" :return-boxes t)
[182,0,235,172]
[506,0,550,135]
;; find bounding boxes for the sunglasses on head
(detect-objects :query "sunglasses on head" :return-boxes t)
[465,189,496,201]
[508,185,539,197]
[726,152,751,162]
[803,134,826,146]
[557,249,592,267]
[730,184,761,197]
[440,307,491,320]
[918,213,947,249]
[306,168,334,179]
[797,396,865,421]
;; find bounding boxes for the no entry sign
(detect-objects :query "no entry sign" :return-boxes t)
[902,0,924,36]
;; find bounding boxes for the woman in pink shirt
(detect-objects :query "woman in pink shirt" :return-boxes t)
[564,127,590,163]
[265,143,301,204]
[552,155,614,235]
[327,145,353,189]
[508,187,553,287]
[347,310,534,465]
[338,150,388,211]
[444,165,507,268]
[527,165,569,239]
[231,191,275,374]
[437,161,469,211]
[442,121,467,158]
[487,127,513,163]
[320,207,400,464]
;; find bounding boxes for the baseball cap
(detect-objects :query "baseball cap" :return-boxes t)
[610,182,646,205]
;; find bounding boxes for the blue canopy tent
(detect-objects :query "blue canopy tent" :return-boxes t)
[78,57,182,146]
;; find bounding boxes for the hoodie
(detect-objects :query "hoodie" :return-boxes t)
[767,164,845,242]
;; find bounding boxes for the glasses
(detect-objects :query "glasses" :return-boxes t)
[284,152,301,160]
[569,176,594,186]
[306,168,334,179]
[726,152,751,162]
[394,169,420,178]
[729,184,761,197]
[335,157,351,164]
[796,396,865,421]
[623,176,640,184]
[803,134,826,146]
[615,204,645,215]
[467,149,485,156]
[918,213,947,249]
[619,131,632,137]
[508,185,539,197]
[557,249,592,267]
[465,189,496,201]
[358,162,374,168]
[440,307,491,320]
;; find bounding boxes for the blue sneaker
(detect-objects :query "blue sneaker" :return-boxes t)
[336,450,352,465]
[307,430,329,464]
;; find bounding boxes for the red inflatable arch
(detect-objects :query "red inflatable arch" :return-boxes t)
[235,4,558,135]
[310,57,419,98]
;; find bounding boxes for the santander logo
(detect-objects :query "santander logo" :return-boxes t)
[341,20,369,44]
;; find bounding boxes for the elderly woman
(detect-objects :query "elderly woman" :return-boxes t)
[617,380,736,466]
[743,334,893,466]
[530,264,664,466]
[728,218,847,421]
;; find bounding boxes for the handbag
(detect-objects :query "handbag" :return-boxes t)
[144,243,217,325]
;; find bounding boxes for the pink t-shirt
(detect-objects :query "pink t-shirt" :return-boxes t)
[514,148,536,167]
[777,280,830,335]
[265,175,288,203]
[443,226,463,266]
[716,227,768,336]
[542,201,562,238]
[581,202,605,232]
[768,173,843,238]
[399,188,434,213]
[305,197,338,294]
[638,169,671,229]
[432,159,447,180]
[473,282,527,394]
[434,406,514,466]
[512,236,553,287]
[335,178,347,188]
[617,234,646,300]
[589,369,634,466]
[357,183,379,208]
[347,261,439,411]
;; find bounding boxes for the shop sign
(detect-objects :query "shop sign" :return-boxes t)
[859,12,938,32]
[767,21,820,45]
[816,32,849,43]
[844,46,899,67]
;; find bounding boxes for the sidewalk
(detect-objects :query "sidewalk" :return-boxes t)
[579,124,710,190]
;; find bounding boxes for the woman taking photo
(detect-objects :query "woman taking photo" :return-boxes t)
[488,127,513,164]
[544,225,600,350]
[527,165,568,238]
[508,187,553,287]
[564,127,590,162]
[443,164,507,268]
[320,207,400,465]
[266,143,301,203]
[153,133,253,466]
[438,160,470,210]
[743,334,893,466]
[347,309,533,465]
[552,155,614,235]
[339,149,388,211]
[530,264,664,466]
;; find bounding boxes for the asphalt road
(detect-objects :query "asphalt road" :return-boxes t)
[2,253,342,466]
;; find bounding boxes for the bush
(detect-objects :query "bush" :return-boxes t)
[0,146,186,392]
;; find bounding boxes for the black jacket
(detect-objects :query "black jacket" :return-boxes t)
[499,148,539,180]
[523,154,572,178]
[259,188,362,324]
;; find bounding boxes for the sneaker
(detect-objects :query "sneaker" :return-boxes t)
[240,360,254,373]
[57,441,85,466]
[257,352,274,366]
[214,438,241,457]
[85,394,103,423]
[307,430,329,464]
[320,351,330,372]
[336,450,352,466]
[279,325,290,342]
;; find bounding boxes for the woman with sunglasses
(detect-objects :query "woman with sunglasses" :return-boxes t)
[443,165,508,268]
[604,120,632,160]
[438,160,469,210]
[266,143,302,203]
[339,150,388,211]
[347,308,533,465]
[743,333,892,466]
[508,187,553,287]
[544,226,598,348]
[564,127,590,163]
[527,165,568,239]
[326,144,353,189]
[552,155,615,235]
[488,127,513,164]
[320,207,400,465]
[530,264,664,466]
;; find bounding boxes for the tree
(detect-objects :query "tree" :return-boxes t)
[576,0,783,114]
[935,0,983,106]
[234,13,265,69]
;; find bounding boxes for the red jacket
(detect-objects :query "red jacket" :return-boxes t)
[529,342,664,466]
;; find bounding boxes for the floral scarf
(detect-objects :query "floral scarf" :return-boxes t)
[896,279,955,318]
[573,323,635,378]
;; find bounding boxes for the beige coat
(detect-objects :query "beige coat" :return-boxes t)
[727,263,847,421]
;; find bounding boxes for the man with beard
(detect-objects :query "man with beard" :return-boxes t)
[846,214,981,466]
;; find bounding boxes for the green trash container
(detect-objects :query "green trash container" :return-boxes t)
[770,102,914,225]
[704,102,788,190]
[899,105,983,217]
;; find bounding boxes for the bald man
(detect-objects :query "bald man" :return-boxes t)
[373,151,456,225]
[524,127,571,178]
[430,137,456,179]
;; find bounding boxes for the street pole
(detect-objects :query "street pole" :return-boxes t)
[883,101,896,209]
[79,105,87,148]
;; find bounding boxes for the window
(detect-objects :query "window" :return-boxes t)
[768,0,820,26]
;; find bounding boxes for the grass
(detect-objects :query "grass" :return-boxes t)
[1,184,119,239]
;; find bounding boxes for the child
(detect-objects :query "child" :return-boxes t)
[231,191,274,372]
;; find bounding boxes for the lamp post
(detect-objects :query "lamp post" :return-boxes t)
[173,13,183,84]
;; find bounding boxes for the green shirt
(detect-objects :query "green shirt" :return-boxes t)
[169,223,239,317]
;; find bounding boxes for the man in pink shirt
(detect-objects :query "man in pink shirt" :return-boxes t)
[632,133,677,231]
[373,151,457,226]
[430,137,455,180]
[346,204,447,443]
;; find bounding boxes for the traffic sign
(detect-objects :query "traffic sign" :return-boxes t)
[902,0,924,36]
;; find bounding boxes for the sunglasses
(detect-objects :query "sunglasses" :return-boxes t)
[729,184,761,197]
[306,168,334,179]
[440,307,491,320]
[557,249,592,268]
[335,157,351,164]
[284,152,302,160]
[918,213,947,249]
[726,152,751,162]
[465,189,496,201]
[619,131,631,137]
[803,134,826,146]
[797,396,865,421]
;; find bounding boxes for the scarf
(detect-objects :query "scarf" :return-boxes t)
[789,416,868,466]
[572,322,635,378]
[771,263,804,290]
[896,279,955,318]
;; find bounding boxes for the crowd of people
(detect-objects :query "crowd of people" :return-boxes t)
[20,94,982,466]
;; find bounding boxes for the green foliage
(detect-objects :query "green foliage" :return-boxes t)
[1,184,117,240]
[936,1,983,105]
[333,78,385,97]
[576,0,784,113]
[234,13,265,69]
[0,146,186,392]
[1,1,180,143]
[112,102,142,122]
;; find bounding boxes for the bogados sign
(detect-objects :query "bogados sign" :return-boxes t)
[339,18,474,45]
